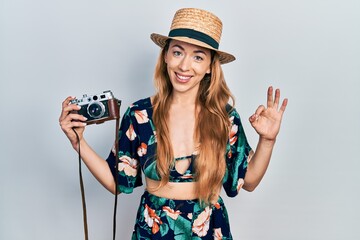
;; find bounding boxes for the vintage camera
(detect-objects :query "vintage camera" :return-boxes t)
[70,90,121,125]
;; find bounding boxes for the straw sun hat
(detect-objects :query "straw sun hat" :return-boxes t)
[150,8,235,64]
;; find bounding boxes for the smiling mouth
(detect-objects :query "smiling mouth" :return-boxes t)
[176,73,192,82]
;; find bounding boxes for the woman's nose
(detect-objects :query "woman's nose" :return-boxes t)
[178,56,191,72]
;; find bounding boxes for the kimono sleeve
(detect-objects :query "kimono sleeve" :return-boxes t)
[106,106,143,194]
[222,108,252,197]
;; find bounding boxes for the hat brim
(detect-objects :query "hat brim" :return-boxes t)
[150,33,236,64]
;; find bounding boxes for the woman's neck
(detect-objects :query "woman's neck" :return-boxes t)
[170,91,197,106]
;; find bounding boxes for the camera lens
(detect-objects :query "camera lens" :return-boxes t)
[87,102,105,118]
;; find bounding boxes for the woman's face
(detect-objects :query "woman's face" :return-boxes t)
[165,40,212,97]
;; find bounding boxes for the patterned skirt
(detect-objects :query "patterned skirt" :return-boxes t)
[131,191,233,240]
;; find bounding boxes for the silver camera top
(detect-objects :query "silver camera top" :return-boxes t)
[71,90,114,106]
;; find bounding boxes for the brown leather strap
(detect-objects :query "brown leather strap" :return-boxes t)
[75,98,121,240]
[113,117,120,240]
[74,129,89,240]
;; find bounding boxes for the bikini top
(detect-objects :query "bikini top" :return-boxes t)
[171,154,195,181]
[106,97,252,198]
[143,153,196,183]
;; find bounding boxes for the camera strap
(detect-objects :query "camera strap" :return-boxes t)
[74,112,120,240]
[74,130,89,240]
[112,117,120,240]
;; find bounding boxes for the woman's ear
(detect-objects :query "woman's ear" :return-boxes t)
[206,67,211,74]
[164,52,168,64]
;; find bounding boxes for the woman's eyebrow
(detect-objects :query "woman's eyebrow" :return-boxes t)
[171,44,185,50]
[171,44,208,55]
[194,50,207,55]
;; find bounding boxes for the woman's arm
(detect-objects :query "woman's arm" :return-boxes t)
[243,87,288,191]
[59,96,117,194]
[243,139,275,191]
[76,139,117,194]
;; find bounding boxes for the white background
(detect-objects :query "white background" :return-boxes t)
[1,0,359,239]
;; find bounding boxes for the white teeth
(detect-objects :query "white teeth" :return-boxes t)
[176,73,191,80]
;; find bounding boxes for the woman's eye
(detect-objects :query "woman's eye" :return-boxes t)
[194,56,204,61]
[173,51,182,57]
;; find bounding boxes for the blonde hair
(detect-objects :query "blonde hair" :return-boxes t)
[152,42,234,205]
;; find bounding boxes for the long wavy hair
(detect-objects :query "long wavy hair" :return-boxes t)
[152,41,234,205]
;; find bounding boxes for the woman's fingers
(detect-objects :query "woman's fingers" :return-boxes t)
[59,96,76,122]
[59,96,87,132]
[60,113,87,128]
[62,96,74,108]
[267,86,274,108]
[59,96,87,149]
[279,98,288,114]
[249,105,265,123]
[267,87,286,112]
[66,113,87,123]
[255,105,266,116]
[62,120,86,131]
[273,88,281,109]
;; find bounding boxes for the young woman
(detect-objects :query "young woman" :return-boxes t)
[59,8,288,239]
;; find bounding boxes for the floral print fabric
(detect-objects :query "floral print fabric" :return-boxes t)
[132,191,232,240]
[106,97,252,239]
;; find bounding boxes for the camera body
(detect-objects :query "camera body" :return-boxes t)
[71,90,121,125]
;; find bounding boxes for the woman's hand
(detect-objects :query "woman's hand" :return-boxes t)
[59,96,88,150]
[249,86,288,142]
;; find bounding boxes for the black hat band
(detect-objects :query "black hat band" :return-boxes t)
[168,28,219,49]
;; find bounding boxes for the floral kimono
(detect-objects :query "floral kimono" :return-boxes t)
[106,97,252,239]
